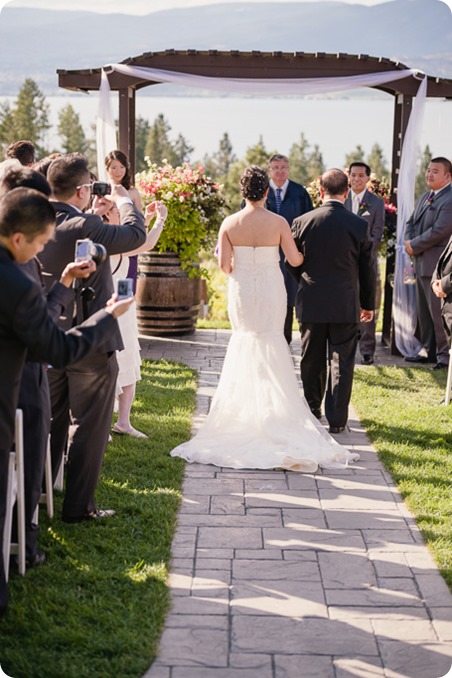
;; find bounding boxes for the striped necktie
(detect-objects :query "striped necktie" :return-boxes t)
[275,187,282,213]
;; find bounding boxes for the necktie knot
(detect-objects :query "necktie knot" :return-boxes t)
[275,188,282,213]
[426,191,435,205]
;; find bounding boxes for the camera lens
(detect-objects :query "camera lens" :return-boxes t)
[92,243,107,265]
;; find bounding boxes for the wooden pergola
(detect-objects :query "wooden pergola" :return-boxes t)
[57,51,452,344]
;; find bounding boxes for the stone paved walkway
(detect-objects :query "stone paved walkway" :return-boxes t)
[140,330,452,678]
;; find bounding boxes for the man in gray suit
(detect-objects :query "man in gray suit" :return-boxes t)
[405,157,452,370]
[345,162,385,365]
[431,235,452,348]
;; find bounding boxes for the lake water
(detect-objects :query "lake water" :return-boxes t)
[2,93,452,168]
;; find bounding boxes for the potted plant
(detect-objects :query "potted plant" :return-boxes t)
[135,160,228,336]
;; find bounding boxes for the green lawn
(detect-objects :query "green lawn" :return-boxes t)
[352,365,452,590]
[0,359,196,678]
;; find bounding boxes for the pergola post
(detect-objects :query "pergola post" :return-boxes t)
[382,93,413,351]
[118,87,136,176]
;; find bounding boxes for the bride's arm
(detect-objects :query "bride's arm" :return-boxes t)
[280,221,304,267]
[218,221,234,274]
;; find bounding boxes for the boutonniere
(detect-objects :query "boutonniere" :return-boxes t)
[358,201,369,214]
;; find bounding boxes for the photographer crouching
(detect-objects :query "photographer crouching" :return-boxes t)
[38,153,146,523]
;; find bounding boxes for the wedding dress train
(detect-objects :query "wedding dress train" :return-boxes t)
[170,246,359,472]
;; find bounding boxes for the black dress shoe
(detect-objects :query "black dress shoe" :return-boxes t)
[62,508,116,523]
[404,355,428,363]
[311,409,322,420]
[27,550,46,568]
[329,426,346,434]
[432,362,448,370]
[361,355,374,365]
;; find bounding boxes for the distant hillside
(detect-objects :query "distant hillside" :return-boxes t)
[0,0,451,94]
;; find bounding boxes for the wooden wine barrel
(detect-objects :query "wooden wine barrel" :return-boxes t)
[136,251,202,336]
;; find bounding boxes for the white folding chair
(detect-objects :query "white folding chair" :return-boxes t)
[445,347,452,405]
[2,410,26,580]
[32,436,54,524]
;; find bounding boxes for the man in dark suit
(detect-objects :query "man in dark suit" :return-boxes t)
[0,187,131,616]
[405,156,452,370]
[38,154,146,523]
[287,169,376,433]
[432,234,452,348]
[266,154,313,344]
[345,162,385,365]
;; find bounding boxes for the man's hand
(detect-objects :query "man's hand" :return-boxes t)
[405,240,414,256]
[360,309,374,323]
[432,280,447,299]
[105,293,134,319]
[60,260,96,287]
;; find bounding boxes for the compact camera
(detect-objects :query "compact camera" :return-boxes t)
[75,238,107,265]
[91,181,111,196]
[115,278,134,300]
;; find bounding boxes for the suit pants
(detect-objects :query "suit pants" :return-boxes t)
[48,351,118,520]
[415,275,450,364]
[359,264,382,358]
[299,322,359,428]
[284,306,294,345]
[0,448,9,614]
[13,362,51,561]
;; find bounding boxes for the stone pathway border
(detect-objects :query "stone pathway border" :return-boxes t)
[140,330,452,678]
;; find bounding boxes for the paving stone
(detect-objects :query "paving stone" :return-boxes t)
[282,550,319,562]
[431,609,452,641]
[235,549,283,560]
[316,476,390,490]
[244,478,290,492]
[263,527,367,552]
[192,571,231,598]
[285,474,319,491]
[211,494,246,515]
[197,548,235,559]
[333,656,384,677]
[156,626,229,667]
[372,619,437,641]
[180,513,281,527]
[417,574,452,608]
[233,558,320,582]
[169,596,230,616]
[198,527,263,549]
[231,580,326,618]
[282,508,328,528]
[378,640,452,678]
[246,490,321,509]
[142,663,170,678]
[319,489,400,511]
[183,478,244,495]
[231,615,377,655]
[324,509,407,530]
[369,552,410,578]
[172,669,273,678]
[325,582,423,607]
[275,654,334,677]
[318,551,378,588]
[168,572,193,596]
[179,495,210,514]
[170,558,194,573]
[362,529,421,551]
[165,614,228,630]
[195,558,231,570]
[329,606,430,621]
[229,653,273,669]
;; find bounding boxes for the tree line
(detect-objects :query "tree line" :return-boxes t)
[0,79,432,211]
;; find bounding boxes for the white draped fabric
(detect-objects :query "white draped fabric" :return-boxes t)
[97,63,427,356]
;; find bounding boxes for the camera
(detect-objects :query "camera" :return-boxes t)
[115,278,134,300]
[91,181,111,196]
[75,238,107,265]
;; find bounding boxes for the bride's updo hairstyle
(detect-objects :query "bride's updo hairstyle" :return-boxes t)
[240,165,269,202]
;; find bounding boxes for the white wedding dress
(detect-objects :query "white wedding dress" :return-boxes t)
[170,246,359,472]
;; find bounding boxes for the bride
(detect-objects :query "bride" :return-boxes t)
[170,166,359,472]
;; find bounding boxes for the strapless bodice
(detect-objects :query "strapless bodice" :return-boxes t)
[232,245,280,269]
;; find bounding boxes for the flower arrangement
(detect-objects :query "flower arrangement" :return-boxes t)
[307,174,397,257]
[136,159,228,278]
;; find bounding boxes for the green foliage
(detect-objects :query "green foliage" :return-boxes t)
[135,115,151,172]
[0,78,50,157]
[0,359,196,678]
[352,366,452,590]
[288,132,325,185]
[136,160,227,277]
[367,142,389,178]
[144,113,193,167]
[344,144,366,168]
[202,132,236,181]
[57,103,88,155]
[415,144,432,200]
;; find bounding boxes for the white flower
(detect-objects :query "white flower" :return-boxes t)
[179,196,185,203]
[164,191,174,200]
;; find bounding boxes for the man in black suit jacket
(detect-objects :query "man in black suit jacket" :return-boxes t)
[287,169,376,433]
[345,162,385,365]
[266,154,313,344]
[405,157,452,369]
[0,187,130,616]
[432,234,452,347]
[38,154,146,523]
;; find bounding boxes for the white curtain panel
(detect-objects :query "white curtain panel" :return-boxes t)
[98,64,427,356]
